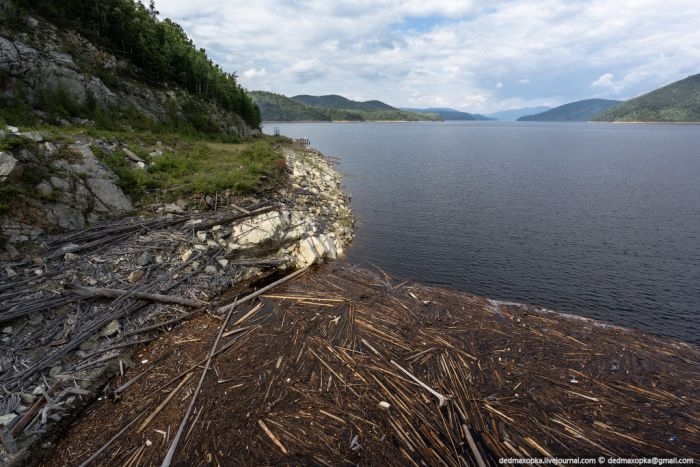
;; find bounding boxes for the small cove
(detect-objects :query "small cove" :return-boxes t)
[267,121,700,343]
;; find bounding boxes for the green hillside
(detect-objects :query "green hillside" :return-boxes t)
[251,92,441,122]
[518,99,620,121]
[250,92,336,121]
[4,0,260,131]
[292,94,395,111]
[402,107,495,121]
[592,74,700,122]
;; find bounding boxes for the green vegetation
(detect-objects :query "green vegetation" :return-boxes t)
[518,99,621,121]
[592,74,700,122]
[92,134,287,202]
[292,95,395,111]
[250,92,339,121]
[10,0,260,129]
[250,91,442,122]
[401,107,494,121]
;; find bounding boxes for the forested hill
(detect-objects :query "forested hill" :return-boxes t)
[592,74,700,122]
[251,92,442,122]
[250,92,340,121]
[402,107,495,121]
[518,99,620,121]
[0,0,260,134]
[291,95,395,111]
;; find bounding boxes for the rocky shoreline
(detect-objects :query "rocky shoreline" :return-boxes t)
[0,135,354,463]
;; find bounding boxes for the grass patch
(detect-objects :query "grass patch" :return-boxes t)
[93,134,286,203]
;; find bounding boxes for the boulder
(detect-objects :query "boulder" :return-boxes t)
[85,177,133,213]
[123,148,144,163]
[0,151,18,182]
[36,181,53,197]
[231,211,290,247]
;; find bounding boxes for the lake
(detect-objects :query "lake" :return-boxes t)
[265,121,700,343]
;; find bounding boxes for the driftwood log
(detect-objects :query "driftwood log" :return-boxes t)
[67,285,207,308]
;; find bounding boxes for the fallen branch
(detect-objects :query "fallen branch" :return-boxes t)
[138,373,193,433]
[390,359,451,407]
[68,285,207,308]
[217,267,309,313]
[11,381,61,437]
[161,297,240,467]
[258,419,288,455]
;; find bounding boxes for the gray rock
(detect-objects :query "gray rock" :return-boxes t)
[2,326,12,334]
[128,270,144,283]
[102,319,120,337]
[49,365,63,377]
[205,265,217,274]
[164,203,184,214]
[40,142,58,157]
[0,38,19,70]
[123,148,144,163]
[20,392,36,405]
[85,177,133,213]
[50,175,70,191]
[181,249,193,262]
[0,413,18,426]
[79,337,99,351]
[64,252,80,262]
[45,203,85,230]
[36,181,53,197]
[22,131,44,142]
[5,243,19,260]
[136,251,152,266]
[0,151,18,182]
[5,268,17,278]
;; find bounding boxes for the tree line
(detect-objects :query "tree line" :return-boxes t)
[14,0,261,128]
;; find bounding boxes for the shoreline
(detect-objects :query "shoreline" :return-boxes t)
[45,264,700,464]
[2,138,699,463]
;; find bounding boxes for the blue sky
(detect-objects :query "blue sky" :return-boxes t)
[154,0,700,113]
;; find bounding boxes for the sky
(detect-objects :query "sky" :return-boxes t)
[153,0,700,113]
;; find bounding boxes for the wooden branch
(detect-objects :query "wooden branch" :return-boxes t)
[122,312,197,337]
[138,373,193,433]
[390,359,451,407]
[217,266,309,314]
[68,284,207,308]
[11,381,61,437]
[77,409,147,467]
[258,419,288,455]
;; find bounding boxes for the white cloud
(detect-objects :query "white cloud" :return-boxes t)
[591,73,615,89]
[154,0,700,112]
[496,82,503,89]
[242,68,267,81]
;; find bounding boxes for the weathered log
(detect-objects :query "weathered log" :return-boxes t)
[68,284,207,308]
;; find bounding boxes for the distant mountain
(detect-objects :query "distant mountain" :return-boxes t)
[402,107,495,121]
[292,94,395,111]
[250,91,340,121]
[485,106,552,121]
[592,74,700,122]
[518,99,621,121]
[251,92,441,122]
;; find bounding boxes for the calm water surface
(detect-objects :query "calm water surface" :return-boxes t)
[266,122,700,343]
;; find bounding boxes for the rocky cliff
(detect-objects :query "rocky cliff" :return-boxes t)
[0,126,134,251]
[0,0,254,137]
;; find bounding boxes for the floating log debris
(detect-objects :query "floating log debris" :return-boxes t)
[41,265,698,465]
